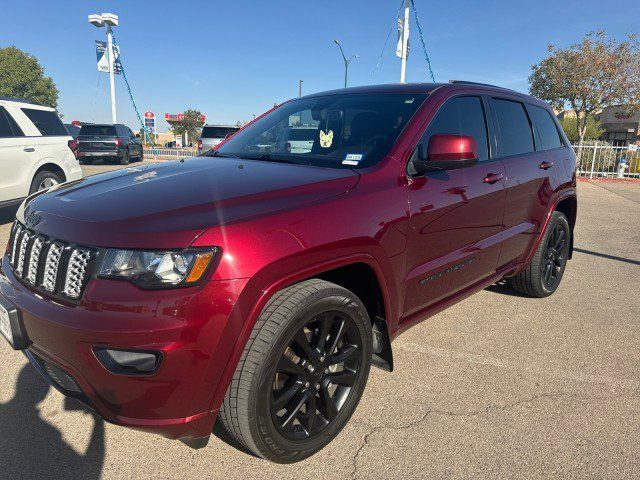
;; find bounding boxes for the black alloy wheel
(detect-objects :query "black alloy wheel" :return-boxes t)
[541,223,567,290]
[271,311,362,440]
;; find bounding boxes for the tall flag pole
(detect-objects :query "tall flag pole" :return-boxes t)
[398,0,410,83]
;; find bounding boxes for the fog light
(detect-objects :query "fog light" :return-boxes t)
[94,348,161,375]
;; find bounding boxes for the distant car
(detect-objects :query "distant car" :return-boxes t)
[0,97,83,207]
[277,126,317,153]
[76,123,143,165]
[198,124,239,153]
[64,123,81,140]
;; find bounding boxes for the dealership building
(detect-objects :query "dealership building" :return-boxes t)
[597,106,640,146]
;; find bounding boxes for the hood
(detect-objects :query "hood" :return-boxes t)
[20,156,359,249]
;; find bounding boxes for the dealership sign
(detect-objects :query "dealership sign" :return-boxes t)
[95,41,122,75]
[164,113,206,123]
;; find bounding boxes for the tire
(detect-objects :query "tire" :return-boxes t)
[29,170,63,195]
[507,211,570,297]
[139,149,144,162]
[218,279,372,463]
[119,149,130,165]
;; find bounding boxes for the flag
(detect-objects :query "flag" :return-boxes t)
[395,17,410,58]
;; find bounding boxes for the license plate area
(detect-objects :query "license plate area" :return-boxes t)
[0,294,30,350]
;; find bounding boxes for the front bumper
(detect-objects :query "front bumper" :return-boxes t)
[0,254,248,441]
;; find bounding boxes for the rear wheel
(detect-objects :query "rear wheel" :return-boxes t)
[119,149,130,165]
[218,279,372,463]
[29,170,63,194]
[508,211,570,297]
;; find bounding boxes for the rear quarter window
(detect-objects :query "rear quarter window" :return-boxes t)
[491,98,534,157]
[21,108,68,136]
[528,105,563,150]
[0,106,25,137]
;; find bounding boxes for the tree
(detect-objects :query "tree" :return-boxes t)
[529,31,640,144]
[171,109,204,145]
[558,115,605,144]
[0,46,58,108]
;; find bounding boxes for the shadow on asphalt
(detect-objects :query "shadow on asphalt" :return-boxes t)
[573,247,640,266]
[0,365,105,478]
[485,280,529,297]
[212,421,259,459]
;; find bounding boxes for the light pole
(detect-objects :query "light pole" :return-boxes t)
[89,13,119,124]
[333,39,358,88]
[298,79,303,97]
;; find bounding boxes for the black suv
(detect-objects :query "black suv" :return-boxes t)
[76,123,143,165]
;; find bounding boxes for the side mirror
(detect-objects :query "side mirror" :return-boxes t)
[414,134,479,174]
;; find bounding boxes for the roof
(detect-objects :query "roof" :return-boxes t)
[0,97,55,110]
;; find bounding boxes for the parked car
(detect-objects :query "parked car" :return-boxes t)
[198,124,239,153]
[0,82,577,463]
[276,126,317,153]
[0,98,83,208]
[64,123,81,140]
[76,123,143,165]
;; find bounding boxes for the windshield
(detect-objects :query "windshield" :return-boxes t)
[79,125,116,136]
[202,126,239,139]
[216,93,427,168]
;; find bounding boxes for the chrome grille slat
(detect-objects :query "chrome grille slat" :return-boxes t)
[14,231,31,277]
[41,243,64,292]
[10,224,23,267]
[63,249,92,299]
[26,236,44,284]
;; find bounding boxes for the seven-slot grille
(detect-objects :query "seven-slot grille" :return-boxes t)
[7,222,94,300]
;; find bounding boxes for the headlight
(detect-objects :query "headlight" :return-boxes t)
[99,248,217,288]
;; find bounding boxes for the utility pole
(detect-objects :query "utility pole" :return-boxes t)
[333,39,358,88]
[400,0,410,84]
[89,13,119,124]
[298,79,303,97]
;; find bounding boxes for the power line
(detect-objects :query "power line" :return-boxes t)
[411,0,436,82]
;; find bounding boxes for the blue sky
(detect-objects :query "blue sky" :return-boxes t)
[1,0,638,132]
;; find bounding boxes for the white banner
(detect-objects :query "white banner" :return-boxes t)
[395,17,410,59]
[96,40,122,75]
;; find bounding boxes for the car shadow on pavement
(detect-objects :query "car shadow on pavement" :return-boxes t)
[485,280,529,297]
[0,365,105,479]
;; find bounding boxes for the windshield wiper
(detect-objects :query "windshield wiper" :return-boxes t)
[203,150,237,158]
[242,154,308,165]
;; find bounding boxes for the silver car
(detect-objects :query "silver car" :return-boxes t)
[198,125,239,154]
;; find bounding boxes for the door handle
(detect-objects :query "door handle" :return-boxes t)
[483,173,504,184]
[539,161,554,170]
[23,147,35,152]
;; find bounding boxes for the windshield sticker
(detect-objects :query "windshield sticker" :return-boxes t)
[405,98,415,103]
[319,129,334,148]
[345,153,363,161]
[342,160,360,165]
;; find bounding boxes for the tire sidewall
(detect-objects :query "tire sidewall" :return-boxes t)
[537,212,570,295]
[29,171,62,195]
[250,292,372,463]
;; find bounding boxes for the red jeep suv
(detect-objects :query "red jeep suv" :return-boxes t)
[0,82,576,463]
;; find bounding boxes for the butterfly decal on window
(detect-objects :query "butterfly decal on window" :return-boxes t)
[319,129,334,148]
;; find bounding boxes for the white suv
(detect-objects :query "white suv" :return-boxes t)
[0,98,83,207]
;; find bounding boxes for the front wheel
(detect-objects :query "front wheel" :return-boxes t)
[218,279,372,463]
[507,211,570,297]
[29,170,63,194]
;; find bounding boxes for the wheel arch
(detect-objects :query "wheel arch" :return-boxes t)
[208,254,395,414]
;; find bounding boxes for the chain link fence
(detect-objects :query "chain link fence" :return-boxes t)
[573,143,640,179]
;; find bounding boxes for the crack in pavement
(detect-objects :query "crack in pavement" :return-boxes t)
[348,391,630,480]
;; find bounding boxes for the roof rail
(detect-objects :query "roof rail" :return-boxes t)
[449,80,503,89]
[0,97,42,106]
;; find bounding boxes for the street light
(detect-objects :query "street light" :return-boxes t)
[333,39,358,88]
[88,13,119,124]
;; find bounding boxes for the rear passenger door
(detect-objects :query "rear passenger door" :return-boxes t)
[490,98,559,267]
[0,106,32,203]
[403,95,507,316]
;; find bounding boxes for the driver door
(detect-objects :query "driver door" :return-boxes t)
[403,95,506,317]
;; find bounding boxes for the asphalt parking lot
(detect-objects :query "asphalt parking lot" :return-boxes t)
[0,165,638,479]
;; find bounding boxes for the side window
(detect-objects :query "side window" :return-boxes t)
[528,105,563,150]
[0,107,25,137]
[126,127,135,138]
[491,98,534,157]
[420,96,489,162]
[21,108,68,136]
